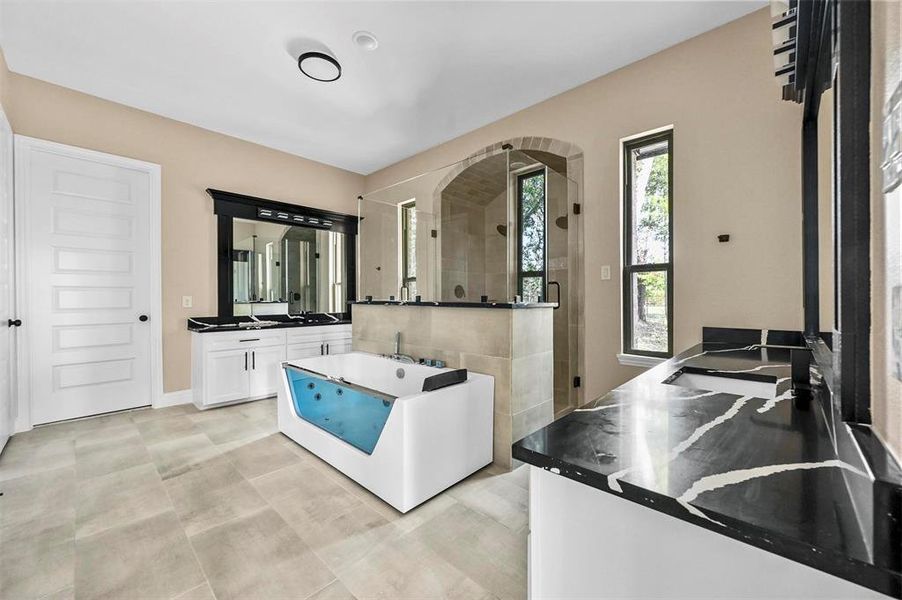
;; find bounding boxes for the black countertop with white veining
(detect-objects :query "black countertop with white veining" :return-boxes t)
[186,314,351,333]
[350,300,557,309]
[513,328,902,598]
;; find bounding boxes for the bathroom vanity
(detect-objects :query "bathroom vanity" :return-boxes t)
[514,328,901,599]
[188,316,351,409]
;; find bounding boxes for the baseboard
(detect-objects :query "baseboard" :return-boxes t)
[155,389,192,408]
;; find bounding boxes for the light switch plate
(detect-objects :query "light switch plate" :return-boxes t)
[182,295,193,308]
[601,265,612,280]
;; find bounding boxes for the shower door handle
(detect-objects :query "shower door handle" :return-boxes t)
[547,281,561,309]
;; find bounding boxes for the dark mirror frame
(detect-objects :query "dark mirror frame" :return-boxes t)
[207,188,358,318]
[797,0,871,423]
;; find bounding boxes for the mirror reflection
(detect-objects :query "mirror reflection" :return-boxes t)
[232,217,347,315]
[818,86,835,333]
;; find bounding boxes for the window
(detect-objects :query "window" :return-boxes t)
[517,169,547,303]
[623,131,673,357]
[400,200,417,298]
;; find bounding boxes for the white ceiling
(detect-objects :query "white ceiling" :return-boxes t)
[0,1,764,174]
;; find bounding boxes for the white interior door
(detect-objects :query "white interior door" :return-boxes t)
[16,137,161,425]
[0,106,14,451]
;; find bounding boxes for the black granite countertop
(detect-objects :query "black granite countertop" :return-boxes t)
[187,314,351,333]
[351,300,557,309]
[513,330,902,598]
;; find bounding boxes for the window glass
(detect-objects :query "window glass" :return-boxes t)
[630,270,669,353]
[518,170,546,303]
[629,140,670,264]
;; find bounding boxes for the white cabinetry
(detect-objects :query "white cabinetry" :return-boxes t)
[191,324,351,409]
[286,326,352,361]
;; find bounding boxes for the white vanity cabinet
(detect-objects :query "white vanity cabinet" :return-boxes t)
[191,324,351,409]
[286,325,352,360]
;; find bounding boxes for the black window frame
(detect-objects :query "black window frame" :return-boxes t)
[516,168,548,302]
[622,130,674,358]
[400,200,417,294]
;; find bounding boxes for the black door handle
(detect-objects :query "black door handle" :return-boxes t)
[7,319,21,327]
[252,351,256,370]
[244,351,248,371]
[139,315,149,322]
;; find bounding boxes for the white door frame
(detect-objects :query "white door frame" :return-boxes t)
[0,104,14,452]
[13,136,162,431]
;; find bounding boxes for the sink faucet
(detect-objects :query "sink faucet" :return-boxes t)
[391,331,415,364]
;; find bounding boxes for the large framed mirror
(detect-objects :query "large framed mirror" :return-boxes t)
[796,0,871,423]
[208,189,357,318]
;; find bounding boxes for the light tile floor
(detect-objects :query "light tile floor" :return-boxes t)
[0,399,529,600]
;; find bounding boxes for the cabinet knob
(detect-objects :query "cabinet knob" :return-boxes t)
[7,319,21,327]
[139,315,149,322]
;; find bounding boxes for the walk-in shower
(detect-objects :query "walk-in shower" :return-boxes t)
[357,143,584,415]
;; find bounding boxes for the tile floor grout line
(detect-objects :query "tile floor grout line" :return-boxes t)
[300,576,341,600]
[158,457,221,600]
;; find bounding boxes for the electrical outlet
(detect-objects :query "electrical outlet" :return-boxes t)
[601,265,611,280]
[182,295,193,308]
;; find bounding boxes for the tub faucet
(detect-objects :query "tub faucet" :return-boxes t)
[391,332,416,364]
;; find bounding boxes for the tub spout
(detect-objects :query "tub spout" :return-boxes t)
[391,331,416,364]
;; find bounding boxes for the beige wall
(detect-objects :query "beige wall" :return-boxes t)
[365,8,804,404]
[0,49,364,393]
[0,48,9,115]
[870,0,902,461]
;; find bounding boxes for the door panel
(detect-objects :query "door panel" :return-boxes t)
[287,341,325,361]
[249,345,285,398]
[205,349,250,405]
[18,139,157,424]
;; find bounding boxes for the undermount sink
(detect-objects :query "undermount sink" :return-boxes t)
[665,371,778,399]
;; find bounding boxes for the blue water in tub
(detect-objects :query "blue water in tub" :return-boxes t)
[284,365,395,455]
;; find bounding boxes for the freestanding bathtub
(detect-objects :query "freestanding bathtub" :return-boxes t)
[277,352,494,513]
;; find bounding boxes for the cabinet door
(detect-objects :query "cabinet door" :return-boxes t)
[286,341,325,361]
[205,349,250,406]
[325,338,352,355]
[249,344,286,398]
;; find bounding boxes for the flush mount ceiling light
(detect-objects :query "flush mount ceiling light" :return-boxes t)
[352,30,379,51]
[298,51,341,82]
